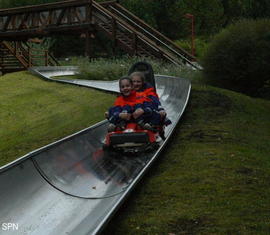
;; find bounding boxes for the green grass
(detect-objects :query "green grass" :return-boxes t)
[0,71,114,166]
[1,69,270,234]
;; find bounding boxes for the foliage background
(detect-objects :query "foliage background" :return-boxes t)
[1,0,270,40]
[202,19,270,98]
[1,0,270,97]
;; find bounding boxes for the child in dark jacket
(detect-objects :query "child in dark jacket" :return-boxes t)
[130,71,171,127]
[107,76,152,132]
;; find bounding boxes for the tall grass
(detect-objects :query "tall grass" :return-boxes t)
[62,56,204,83]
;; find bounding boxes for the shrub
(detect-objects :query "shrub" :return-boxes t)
[65,56,201,82]
[202,19,270,98]
[175,38,209,60]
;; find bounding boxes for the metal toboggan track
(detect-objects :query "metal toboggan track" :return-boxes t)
[0,66,191,235]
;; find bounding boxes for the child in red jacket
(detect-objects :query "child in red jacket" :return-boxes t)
[130,71,171,127]
[107,76,152,132]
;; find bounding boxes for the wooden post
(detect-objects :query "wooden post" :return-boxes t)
[28,44,31,67]
[15,41,18,57]
[85,31,94,60]
[112,18,116,56]
[184,13,196,58]
[67,8,71,25]
[85,0,93,60]
[0,43,3,73]
[132,33,137,56]
[86,0,92,23]
[45,50,48,66]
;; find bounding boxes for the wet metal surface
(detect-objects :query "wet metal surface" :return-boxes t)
[0,66,191,234]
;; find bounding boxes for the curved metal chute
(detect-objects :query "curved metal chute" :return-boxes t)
[0,66,191,235]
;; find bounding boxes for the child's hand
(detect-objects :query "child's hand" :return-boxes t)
[133,108,144,119]
[119,112,131,120]
[104,111,109,119]
[159,110,167,118]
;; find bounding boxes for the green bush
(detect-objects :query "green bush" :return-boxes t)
[194,37,210,60]
[202,19,270,98]
[65,56,202,82]
[175,37,209,60]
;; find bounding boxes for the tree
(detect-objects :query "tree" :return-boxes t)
[202,19,270,98]
[122,0,225,38]
[220,0,245,26]
[244,0,270,18]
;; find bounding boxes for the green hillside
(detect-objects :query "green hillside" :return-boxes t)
[104,86,270,234]
[1,71,270,234]
[0,71,114,165]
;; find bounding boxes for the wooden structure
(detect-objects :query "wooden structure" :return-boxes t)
[0,41,58,74]
[0,0,198,73]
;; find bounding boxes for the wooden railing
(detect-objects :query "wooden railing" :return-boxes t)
[101,1,197,64]
[0,0,200,69]
[92,1,186,65]
[0,0,94,39]
[0,41,59,73]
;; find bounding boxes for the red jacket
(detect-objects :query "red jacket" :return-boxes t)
[114,90,151,107]
[136,83,163,110]
[136,83,158,97]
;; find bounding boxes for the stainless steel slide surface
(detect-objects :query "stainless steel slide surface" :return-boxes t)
[0,66,191,235]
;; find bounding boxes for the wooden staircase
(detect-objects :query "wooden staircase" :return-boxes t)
[0,0,200,71]
[92,2,160,57]
[96,1,199,69]
[0,41,59,74]
[0,42,25,74]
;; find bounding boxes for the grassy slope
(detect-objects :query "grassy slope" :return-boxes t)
[1,72,270,234]
[104,86,270,234]
[0,71,114,166]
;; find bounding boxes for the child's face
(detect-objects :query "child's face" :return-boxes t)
[131,75,143,91]
[120,79,133,96]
